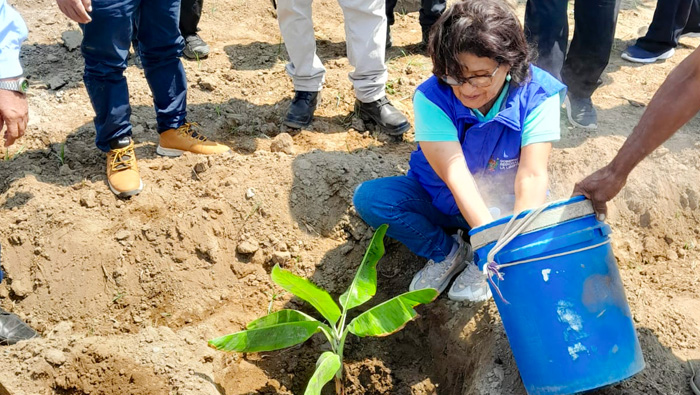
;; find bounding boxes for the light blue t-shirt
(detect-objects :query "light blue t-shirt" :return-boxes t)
[0,0,28,79]
[413,84,561,146]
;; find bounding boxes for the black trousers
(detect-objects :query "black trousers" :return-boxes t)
[386,0,446,31]
[180,0,203,37]
[635,0,700,52]
[525,0,621,99]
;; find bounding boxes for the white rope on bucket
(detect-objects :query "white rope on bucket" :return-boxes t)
[483,201,611,304]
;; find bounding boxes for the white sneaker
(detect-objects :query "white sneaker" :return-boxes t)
[409,233,469,294]
[448,262,493,302]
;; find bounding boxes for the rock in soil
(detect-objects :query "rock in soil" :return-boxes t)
[236,240,259,254]
[270,133,295,155]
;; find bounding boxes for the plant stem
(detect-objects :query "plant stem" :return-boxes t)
[336,328,349,369]
[332,308,350,394]
[334,375,345,395]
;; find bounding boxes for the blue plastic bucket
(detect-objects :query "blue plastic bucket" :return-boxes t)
[469,196,644,395]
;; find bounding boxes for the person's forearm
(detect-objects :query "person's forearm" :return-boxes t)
[513,173,548,213]
[421,141,493,227]
[444,170,494,228]
[609,47,700,180]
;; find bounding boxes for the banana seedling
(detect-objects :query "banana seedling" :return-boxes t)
[208,224,438,394]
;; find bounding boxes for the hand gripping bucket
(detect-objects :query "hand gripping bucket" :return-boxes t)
[469,196,644,395]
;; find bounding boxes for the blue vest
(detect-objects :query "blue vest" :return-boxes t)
[407,66,566,216]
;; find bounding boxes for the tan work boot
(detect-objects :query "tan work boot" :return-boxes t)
[157,123,230,156]
[106,137,143,198]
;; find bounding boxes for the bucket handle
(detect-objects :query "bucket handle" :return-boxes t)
[488,226,610,266]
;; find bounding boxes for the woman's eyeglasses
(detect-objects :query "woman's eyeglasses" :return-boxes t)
[442,64,500,88]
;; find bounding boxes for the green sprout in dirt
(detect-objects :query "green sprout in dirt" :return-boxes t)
[208,224,438,395]
[54,143,66,166]
[3,144,26,161]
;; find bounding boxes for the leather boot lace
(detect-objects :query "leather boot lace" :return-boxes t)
[178,123,208,142]
[110,145,137,173]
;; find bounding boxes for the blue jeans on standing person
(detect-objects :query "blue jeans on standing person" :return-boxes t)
[634,0,700,53]
[81,0,187,152]
[353,176,469,262]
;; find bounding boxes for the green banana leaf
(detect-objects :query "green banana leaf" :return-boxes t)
[271,265,342,326]
[303,351,342,395]
[346,288,438,337]
[247,309,318,330]
[339,224,388,311]
[208,320,323,352]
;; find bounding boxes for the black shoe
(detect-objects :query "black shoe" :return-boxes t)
[284,91,320,129]
[183,34,210,60]
[354,96,411,136]
[386,27,393,49]
[0,308,38,345]
[564,94,598,130]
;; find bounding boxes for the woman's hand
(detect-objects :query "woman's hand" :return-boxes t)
[513,142,551,214]
[421,141,494,227]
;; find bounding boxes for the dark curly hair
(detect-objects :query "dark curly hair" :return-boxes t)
[427,0,533,85]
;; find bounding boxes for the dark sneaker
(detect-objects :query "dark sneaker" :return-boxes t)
[0,308,38,345]
[564,94,598,130]
[183,34,210,60]
[284,91,320,129]
[386,27,393,49]
[621,45,674,64]
[354,96,411,136]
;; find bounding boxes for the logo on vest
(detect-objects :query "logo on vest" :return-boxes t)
[487,156,519,171]
[487,158,499,171]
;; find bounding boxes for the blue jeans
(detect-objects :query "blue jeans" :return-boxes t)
[635,0,700,53]
[81,0,187,152]
[353,176,469,262]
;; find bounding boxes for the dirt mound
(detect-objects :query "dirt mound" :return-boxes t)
[0,0,698,393]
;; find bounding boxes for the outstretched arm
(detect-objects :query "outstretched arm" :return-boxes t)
[574,46,700,218]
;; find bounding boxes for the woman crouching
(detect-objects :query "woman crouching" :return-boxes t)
[353,0,565,302]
